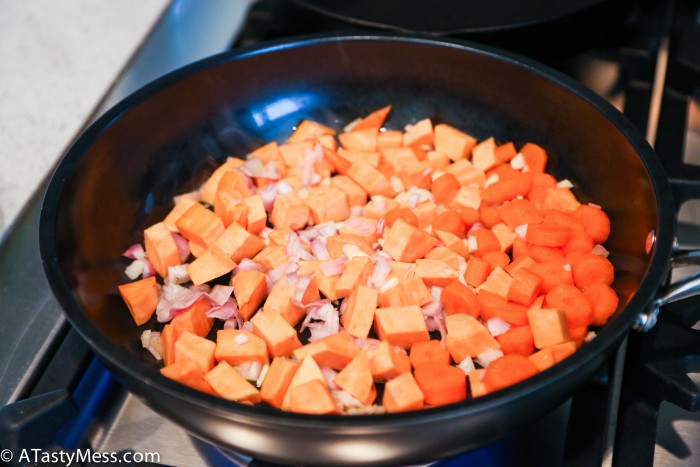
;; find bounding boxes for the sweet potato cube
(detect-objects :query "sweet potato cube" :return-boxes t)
[383,219,437,263]
[381,147,420,175]
[289,379,338,414]
[287,120,335,143]
[260,357,300,408]
[160,358,215,395]
[264,275,319,326]
[354,105,392,131]
[449,186,482,212]
[440,280,483,318]
[445,314,500,361]
[170,297,214,338]
[528,348,556,371]
[476,267,513,297]
[231,269,267,320]
[198,158,245,205]
[347,160,395,198]
[527,308,571,348]
[163,196,199,232]
[334,350,376,406]
[303,186,350,224]
[187,245,236,286]
[334,256,373,298]
[216,170,253,200]
[374,305,430,349]
[549,341,577,363]
[342,285,379,339]
[174,331,216,373]
[215,329,269,366]
[175,203,224,247]
[251,310,302,357]
[144,222,181,278]
[271,193,310,231]
[378,130,403,149]
[339,128,379,152]
[205,361,261,404]
[414,258,459,288]
[338,149,381,168]
[118,276,158,326]
[378,276,432,308]
[425,247,460,270]
[472,137,498,172]
[403,118,434,148]
[434,123,477,161]
[292,331,360,370]
[446,159,486,187]
[434,230,471,259]
[331,174,368,207]
[244,195,266,234]
[326,234,373,259]
[468,369,488,398]
[383,373,424,413]
[253,245,288,270]
[507,268,543,306]
[214,191,248,229]
[211,222,265,263]
[279,141,314,168]
[368,340,411,381]
[491,222,516,252]
[281,355,326,410]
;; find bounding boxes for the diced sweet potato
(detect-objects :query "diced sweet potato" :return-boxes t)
[383,373,424,413]
[434,123,476,161]
[260,357,300,408]
[527,308,571,349]
[144,222,181,278]
[347,160,395,198]
[231,269,267,320]
[287,120,335,143]
[292,331,360,370]
[187,245,236,286]
[174,331,216,373]
[271,193,310,231]
[205,361,261,404]
[264,274,320,326]
[210,222,265,264]
[160,357,215,394]
[244,195,266,234]
[331,174,368,207]
[445,314,500,361]
[414,258,459,287]
[198,159,245,205]
[118,276,158,326]
[215,329,269,366]
[378,276,432,308]
[289,379,338,414]
[251,309,302,357]
[383,219,437,263]
[175,203,225,247]
[403,118,434,148]
[334,256,373,298]
[304,185,350,224]
[334,350,376,406]
[374,305,430,349]
[163,196,199,232]
[342,285,379,339]
[281,355,325,410]
[368,341,411,381]
[339,128,379,152]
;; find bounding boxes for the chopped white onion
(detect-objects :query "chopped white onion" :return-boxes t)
[332,390,364,411]
[166,264,190,285]
[514,224,528,238]
[557,179,574,189]
[585,331,597,342]
[379,277,399,293]
[510,153,526,170]
[485,174,500,187]
[235,361,262,381]
[467,236,478,253]
[486,317,511,337]
[171,233,190,262]
[140,330,163,361]
[256,364,270,388]
[457,357,476,375]
[591,244,610,257]
[342,244,369,259]
[476,348,504,368]
[234,333,249,345]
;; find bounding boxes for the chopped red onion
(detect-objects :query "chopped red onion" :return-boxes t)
[259,184,278,211]
[298,228,320,242]
[467,222,484,235]
[233,259,267,275]
[276,180,293,194]
[457,357,476,375]
[349,206,363,216]
[408,191,421,208]
[371,196,387,211]
[235,361,262,381]
[234,333,250,345]
[321,367,339,390]
[316,222,338,238]
[344,217,374,234]
[171,233,190,262]
[123,243,146,260]
[338,297,348,316]
[486,317,511,337]
[320,255,348,277]
[157,283,233,322]
[300,302,340,342]
[332,390,364,410]
[369,256,391,289]
[242,321,254,332]
[291,274,313,307]
[287,232,315,261]
[206,299,243,328]
[421,287,443,318]
[591,244,610,257]
[223,318,239,329]
[310,238,330,260]
[375,217,385,235]
[476,348,504,368]
[166,264,190,285]
[140,330,163,360]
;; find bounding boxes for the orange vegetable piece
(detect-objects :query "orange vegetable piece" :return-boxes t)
[496,326,535,356]
[144,222,180,278]
[441,280,482,318]
[403,118,434,148]
[414,258,459,287]
[469,369,488,398]
[175,203,224,247]
[340,128,379,152]
[264,274,319,326]
[279,141,313,168]
[205,361,261,404]
[162,299,214,366]
[477,290,529,326]
[187,245,236,286]
[427,150,451,170]
[464,257,492,287]
[383,372,424,413]
[434,230,471,259]
[287,120,335,143]
[160,358,215,395]
[472,137,498,171]
[527,308,571,349]
[482,354,539,392]
[334,256,373,298]
[174,331,216,373]
[476,266,513,298]
[231,269,267,320]
[550,341,577,363]
[211,221,266,263]
[481,172,532,204]
[331,174,368,207]
[118,276,158,326]
[244,195,266,235]
[413,200,439,230]
[339,149,381,168]
[346,160,395,198]
[374,305,430,349]
[563,230,596,255]
[215,329,269,366]
[449,186,482,213]
[304,185,350,224]
[526,223,571,247]
[545,283,594,328]
[260,357,300,408]
[507,268,543,307]
[434,123,476,161]
[383,219,437,263]
[506,255,537,276]
[353,105,392,131]
[433,209,467,238]
[250,310,302,357]
[491,222,516,252]
[431,173,461,205]
[409,340,451,368]
[292,331,360,370]
[289,379,338,414]
[582,282,619,325]
[470,228,501,256]
[520,142,548,173]
[198,159,245,205]
[215,191,248,229]
[271,193,310,231]
[543,188,581,212]
[377,130,404,149]
[216,170,253,200]
[342,285,379,339]
[424,246,460,270]
[495,142,517,163]
[568,326,588,347]
[575,204,611,243]
[414,364,467,406]
[446,159,486,187]
[378,276,433,308]
[528,348,556,371]
[281,355,325,410]
[334,350,377,406]
[163,196,199,232]
[482,250,511,270]
[384,207,419,228]
[569,253,614,289]
[445,314,500,361]
[528,172,557,207]
[497,198,543,230]
[318,134,338,151]
[253,245,288,270]
[528,259,574,293]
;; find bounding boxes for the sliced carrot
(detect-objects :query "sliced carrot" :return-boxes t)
[477,290,529,326]
[118,276,158,326]
[250,310,302,357]
[528,259,574,293]
[354,105,392,131]
[175,203,225,247]
[482,354,539,392]
[582,282,619,325]
[481,172,532,204]
[497,198,543,230]
[575,204,611,243]
[343,285,379,339]
[562,230,595,255]
[507,268,543,306]
[334,350,376,406]
[470,228,501,256]
[545,283,594,328]
[383,219,437,263]
[260,357,300,408]
[464,257,492,287]
[527,308,571,349]
[414,364,467,406]
[496,326,535,356]
[482,250,511,270]
[440,280,482,318]
[505,255,537,276]
[384,207,419,228]
[457,206,480,228]
[568,326,588,347]
[433,209,467,238]
[431,173,461,206]
[204,361,261,404]
[144,222,181,278]
[526,223,571,247]
[434,123,476,161]
[409,340,451,368]
[445,314,500,361]
[383,373,424,413]
[520,143,548,173]
[569,253,614,289]
[215,329,269,366]
[292,331,360,370]
[513,238,565,263]
[174,330,216,373]
[543,188,581,212]
[528,172,557,207]
[377,130,404,149]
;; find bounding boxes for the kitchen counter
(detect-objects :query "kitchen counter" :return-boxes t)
[0,0,168,238]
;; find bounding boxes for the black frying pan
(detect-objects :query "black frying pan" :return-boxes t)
[40,35,674,466]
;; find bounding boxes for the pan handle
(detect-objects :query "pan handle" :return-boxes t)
[633,248,700,331]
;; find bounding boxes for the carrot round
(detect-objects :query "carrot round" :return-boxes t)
[409,340,451,368]
[497,198,543,230]
[562,230,595,255]
[569,253,614,289]
[431,173,461,205]
[526,223,570,247]
[433,209,467,238]
[413,364,467,406]
[441,280,482,317]
[496,326,535,356]
[482,354,540,392]
[582,282,619,326]
[545,283,594,328]
[575,204,611,243]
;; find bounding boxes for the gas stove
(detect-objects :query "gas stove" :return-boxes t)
[0,0,698,466]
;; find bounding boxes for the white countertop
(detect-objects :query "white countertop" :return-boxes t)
[0,0,169,236]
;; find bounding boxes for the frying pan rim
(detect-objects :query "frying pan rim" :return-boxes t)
[287,0,610,35]
[40,33,674,428]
